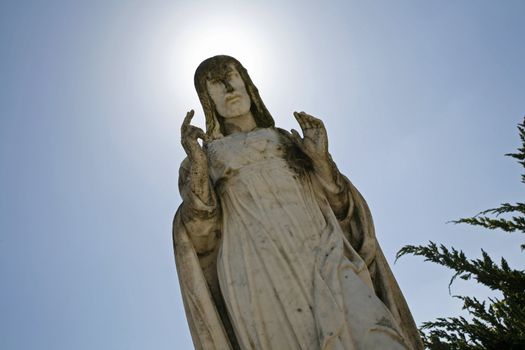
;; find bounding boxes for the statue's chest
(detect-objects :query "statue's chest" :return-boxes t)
[206,128,285,182]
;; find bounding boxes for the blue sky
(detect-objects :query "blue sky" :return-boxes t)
[1,1,524,349]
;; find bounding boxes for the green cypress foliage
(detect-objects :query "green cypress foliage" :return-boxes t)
[396,118,525,349]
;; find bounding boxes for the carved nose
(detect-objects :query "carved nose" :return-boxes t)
[222,80,234,93]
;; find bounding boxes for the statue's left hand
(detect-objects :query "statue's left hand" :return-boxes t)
[291,112,346,201]
[290,111,329,161]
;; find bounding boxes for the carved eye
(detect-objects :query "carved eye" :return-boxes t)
[227,70,239,80]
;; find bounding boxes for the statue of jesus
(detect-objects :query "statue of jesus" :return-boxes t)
[173,55,423,350]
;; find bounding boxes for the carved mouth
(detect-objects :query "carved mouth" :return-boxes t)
[225,94,241,103]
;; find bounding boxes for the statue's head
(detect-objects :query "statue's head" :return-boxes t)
[194,55,274,139]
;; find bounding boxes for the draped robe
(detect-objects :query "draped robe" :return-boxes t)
[173,128,423,350]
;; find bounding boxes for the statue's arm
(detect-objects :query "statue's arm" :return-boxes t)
[179,177,220,255]
[289,111,350,218]
[311,154,350,218]
[179,110,220,254]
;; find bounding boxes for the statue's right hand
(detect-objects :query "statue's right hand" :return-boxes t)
[180,110,214,204]
[181,110,208,162]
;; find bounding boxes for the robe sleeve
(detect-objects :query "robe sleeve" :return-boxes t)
[311,154,351,220]
[173,211,233,350]
[178,158,221,255]
[174,159,240,350]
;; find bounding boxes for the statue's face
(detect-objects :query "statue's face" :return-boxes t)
[206,65,251,119]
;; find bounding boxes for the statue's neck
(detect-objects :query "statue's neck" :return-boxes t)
[223,112,257,135]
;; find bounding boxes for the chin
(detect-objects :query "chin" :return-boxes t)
[224,109,250,119]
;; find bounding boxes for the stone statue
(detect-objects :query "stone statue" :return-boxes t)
[173,55,423,350]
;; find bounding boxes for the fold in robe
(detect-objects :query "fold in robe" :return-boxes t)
[173,128,423,350]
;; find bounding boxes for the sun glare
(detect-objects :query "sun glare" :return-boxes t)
[171,14,276,97]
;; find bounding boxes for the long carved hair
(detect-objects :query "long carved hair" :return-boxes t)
[194,55,274,139]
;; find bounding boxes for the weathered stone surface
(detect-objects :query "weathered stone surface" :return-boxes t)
[173,55,423,350]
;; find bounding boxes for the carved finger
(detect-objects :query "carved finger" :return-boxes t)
[304,113,320,126]
[300,111,316,119]
[300,111,323,129]
[312,117,325,129]
[290,128,303,145]
[302,113,318,130]
[187,125,206,140]
[293,111,301,124]
[280,129,293,137]
[182,110,195,128]
[296,112,311,128]
[194,128,207,142]
[182,125,205,154]
[294,112,309,131]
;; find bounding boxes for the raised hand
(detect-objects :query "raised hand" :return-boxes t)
[290,112,346,205]
[290,111,329,161]
[180,110,213,203]
[181,110,208,163]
